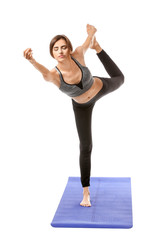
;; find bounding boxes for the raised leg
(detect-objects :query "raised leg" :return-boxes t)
[91,37,124,94]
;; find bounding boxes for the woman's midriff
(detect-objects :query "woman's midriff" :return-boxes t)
[72,77,103,104]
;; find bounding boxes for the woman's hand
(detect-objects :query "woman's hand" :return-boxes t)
[23,48,34,61]
[23,48,51,80]
[86,24,97,37]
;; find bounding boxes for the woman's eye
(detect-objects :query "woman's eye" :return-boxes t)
[62,46,67,50]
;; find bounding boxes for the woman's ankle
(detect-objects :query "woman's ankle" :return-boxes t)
[95,45,103,53]
[83,186,90,194]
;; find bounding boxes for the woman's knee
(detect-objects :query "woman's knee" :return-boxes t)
[120,74,125,85]
[80,142,92,155]
[112,74,124,91]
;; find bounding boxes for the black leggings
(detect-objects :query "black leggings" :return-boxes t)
[72,49,124,187]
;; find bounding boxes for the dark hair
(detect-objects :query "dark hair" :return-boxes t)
[49,35,73,58]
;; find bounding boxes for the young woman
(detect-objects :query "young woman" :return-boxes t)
[23,24,124,207]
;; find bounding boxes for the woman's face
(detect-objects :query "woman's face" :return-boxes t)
[52,38,71,61]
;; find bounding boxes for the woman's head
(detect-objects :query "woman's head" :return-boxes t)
[49,35,73,59]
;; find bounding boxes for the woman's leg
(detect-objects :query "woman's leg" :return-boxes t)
[96,50,124,93]
[91,37,124,96]
[71,39,124,207]
[72,101,94,187]
[72,100,95,206]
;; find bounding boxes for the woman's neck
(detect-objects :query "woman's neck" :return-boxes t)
[57,55,73,72]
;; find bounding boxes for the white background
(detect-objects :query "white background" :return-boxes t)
[0,0,160,239]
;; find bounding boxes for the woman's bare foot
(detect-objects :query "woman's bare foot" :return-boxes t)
[90,37,102,53]
[80,187,91,207]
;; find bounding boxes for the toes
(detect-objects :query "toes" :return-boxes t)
[80,202,91,207]
[80,202,86,207]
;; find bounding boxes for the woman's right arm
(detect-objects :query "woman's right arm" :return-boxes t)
[23,48,52,81]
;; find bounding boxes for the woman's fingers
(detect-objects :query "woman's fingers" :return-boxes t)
[24,48,30,56]
[23,48,33,59]
[24,48,29,58]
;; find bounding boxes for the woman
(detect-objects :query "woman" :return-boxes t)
[23,24,124,207]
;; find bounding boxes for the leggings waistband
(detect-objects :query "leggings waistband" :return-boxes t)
[72,77,106,108]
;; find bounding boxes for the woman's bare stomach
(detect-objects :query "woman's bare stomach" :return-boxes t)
[72,77,103,104]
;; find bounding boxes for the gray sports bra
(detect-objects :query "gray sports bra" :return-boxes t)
[55,56,94,97]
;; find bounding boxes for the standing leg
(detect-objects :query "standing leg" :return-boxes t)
[72,100,95,207]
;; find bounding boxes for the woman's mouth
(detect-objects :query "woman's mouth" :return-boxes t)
[59,55,64,58]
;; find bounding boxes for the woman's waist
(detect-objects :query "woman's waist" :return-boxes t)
[72,77,103,104]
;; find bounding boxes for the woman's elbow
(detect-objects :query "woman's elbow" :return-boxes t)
[43,71,51,82]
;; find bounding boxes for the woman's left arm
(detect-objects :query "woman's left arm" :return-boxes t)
[81,24,97,54]
[72,24,97,63]
[74,24,97,56]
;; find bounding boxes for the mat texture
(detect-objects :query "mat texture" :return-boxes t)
[51,177,133,228]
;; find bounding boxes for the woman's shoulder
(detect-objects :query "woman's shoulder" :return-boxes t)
[44,67,60,88]
[71,46,86,66]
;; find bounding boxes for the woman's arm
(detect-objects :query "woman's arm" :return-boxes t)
[72,24,97,63]
[81,24,97,54]
[23,48,51,80]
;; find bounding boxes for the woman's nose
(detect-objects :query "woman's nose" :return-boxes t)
[58,48,63,53]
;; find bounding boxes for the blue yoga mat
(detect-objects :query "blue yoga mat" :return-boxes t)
[51,177,133,228]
